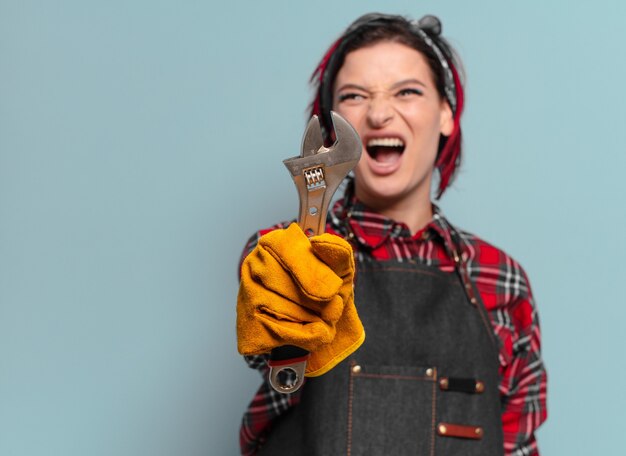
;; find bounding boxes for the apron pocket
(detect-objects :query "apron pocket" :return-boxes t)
[347,363,437,456]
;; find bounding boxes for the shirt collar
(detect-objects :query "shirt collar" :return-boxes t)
[329,191,456,252]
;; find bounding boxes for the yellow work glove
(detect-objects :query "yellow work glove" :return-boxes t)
[237,223,365,377]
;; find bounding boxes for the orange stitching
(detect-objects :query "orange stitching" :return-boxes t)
[347,362,354,456]
[361,266,457,282]
[430,378,437,456]
[468,279,498,349]
[353,373,434,381]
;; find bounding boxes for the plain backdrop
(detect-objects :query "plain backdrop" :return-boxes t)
[1,1,625,454]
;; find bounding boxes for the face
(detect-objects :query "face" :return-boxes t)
[333,41,453,213]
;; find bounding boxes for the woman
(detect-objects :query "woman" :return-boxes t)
[237,13,547,456]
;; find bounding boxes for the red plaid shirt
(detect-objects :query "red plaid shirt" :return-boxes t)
[238,192,547,456]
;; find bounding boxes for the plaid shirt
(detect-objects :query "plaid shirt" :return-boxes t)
[238,192,547,456]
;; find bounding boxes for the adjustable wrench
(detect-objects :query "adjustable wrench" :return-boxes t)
[268,111,361,393]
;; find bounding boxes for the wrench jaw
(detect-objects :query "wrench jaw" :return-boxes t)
[327,111,361,165]
[301,115,325,157]
[286,112,361,172]
[283,111,361,237]
[270,111,361,394]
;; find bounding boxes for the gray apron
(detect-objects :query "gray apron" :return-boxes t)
[259,234,504,455]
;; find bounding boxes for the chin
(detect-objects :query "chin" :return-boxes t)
[355,172,433,209]
[356,180,405,205]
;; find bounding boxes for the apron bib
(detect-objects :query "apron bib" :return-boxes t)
[259,251,503,455]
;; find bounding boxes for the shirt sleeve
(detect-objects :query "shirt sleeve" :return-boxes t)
[239,375,303,455]
[460,231,548,455]
[497,267,548,455]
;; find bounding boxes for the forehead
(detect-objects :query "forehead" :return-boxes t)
[335,41,435,88]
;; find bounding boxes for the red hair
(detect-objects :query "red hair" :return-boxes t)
[434,63,464,198]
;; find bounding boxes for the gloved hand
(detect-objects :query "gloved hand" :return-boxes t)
[237,223,364,377]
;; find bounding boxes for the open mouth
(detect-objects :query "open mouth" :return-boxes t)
[366,137,405,164]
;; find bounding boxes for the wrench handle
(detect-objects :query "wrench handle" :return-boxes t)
[268,346,310,393]
[267,174,331,394]
[268,112,361,394]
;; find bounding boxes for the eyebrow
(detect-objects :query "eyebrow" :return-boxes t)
[336,78,428,93]
[391,78,427,89]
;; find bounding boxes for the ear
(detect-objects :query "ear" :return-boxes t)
[439,100,454,136]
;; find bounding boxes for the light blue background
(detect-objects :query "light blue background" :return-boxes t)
[1,1,625,455]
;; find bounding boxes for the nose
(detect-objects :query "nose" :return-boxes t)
[366,95,394,128]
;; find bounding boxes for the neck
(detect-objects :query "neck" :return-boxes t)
[378,200,433,235]
[354,185,434,235]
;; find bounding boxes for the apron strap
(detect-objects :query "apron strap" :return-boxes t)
[444,222,500,351]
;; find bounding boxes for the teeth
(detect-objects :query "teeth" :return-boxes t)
[367,137,404,148]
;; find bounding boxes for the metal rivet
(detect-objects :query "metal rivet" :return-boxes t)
[439,378,449,389]
[352,365,362,374]
[475,381,484,393]
[438,424,447,435]
[475,427,483,436]
[426,368,433,377]
[470,297,477,305]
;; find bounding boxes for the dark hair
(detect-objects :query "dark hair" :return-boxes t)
[309,13,465,199]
